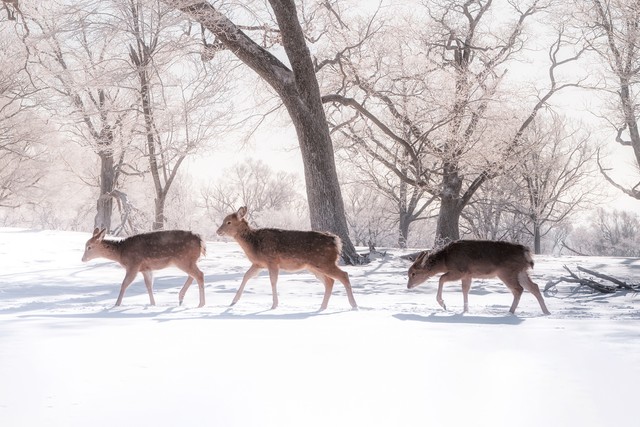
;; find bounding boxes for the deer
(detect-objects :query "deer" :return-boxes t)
[81,228,207,307]
[216,206,358,311]
[407,239,550,315]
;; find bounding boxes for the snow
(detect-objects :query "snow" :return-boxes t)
[1,227,638,427]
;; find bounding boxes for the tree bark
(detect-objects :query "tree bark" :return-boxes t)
[166,0,360,263]
[435,162,463,245]
[94,149,115,231]
[533,221,541,254]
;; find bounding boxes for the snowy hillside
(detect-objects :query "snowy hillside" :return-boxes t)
[0,228,638,427]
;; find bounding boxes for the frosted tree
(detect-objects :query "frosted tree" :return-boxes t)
[21,1,139,232]
[122,0,234,230]
[341,181,397,249]
[323,0,584,246]
[514,115,598,253]
[160,0,362,263]
[0,17,46,211]
[576,0,640,200]
[201,159,305,229]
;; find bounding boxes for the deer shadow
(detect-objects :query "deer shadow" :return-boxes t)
[393,312,525,325]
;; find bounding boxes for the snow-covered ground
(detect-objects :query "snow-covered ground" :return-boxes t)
[1,227,638,427]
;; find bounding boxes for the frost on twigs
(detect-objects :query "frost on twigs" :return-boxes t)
[544,265,639,294]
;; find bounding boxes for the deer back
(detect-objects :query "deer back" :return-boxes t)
[408,240,532,286]
[440,240,532,275]
[83,229,205,270]
[240,228,341,269]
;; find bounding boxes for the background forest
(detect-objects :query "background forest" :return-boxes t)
[3,0,640,257]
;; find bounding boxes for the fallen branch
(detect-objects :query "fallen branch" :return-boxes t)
[564,265,618,293]
[576,266,637,290]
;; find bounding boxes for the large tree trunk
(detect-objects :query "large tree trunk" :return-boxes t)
[168,0,360,263]
[434,163,463,245]
[94,150,115,231]
[533,221,541,254]
[153,194,166,231]
[398,212,410,249]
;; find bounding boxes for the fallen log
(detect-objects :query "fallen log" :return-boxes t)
[561,265,618,293]
[576,266,637,291]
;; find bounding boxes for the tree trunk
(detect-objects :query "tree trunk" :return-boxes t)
[533,221,541,254]
[285,101,356,256]
[398,212,410,249]
[94,150,115,232]
[435,197,462,246]
[153,193,166,231]
[435,163,463,246]
[166,0,360,263]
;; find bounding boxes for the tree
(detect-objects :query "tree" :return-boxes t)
[322,0,584,246]
[336,143,436,248]
[341,182,396,248]
[23,1,138,232]
[124,0,232,230]
[201,158,305,227]
[577,0,640,200]
[514,115,598,253]
[162,0,361,263]
[0,14,46,211]
[567,208,640,256]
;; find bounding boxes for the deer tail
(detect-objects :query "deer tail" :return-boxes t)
[523,247,534,269]
[199,235,207,258]
[334,234,343,256]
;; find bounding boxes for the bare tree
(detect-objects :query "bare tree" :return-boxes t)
[161,0,361,263]
[576,0,640,199]
[462,176,528,242]
[322,0,584,246]
[0,17,46,211]
[515,115,598,253]
[337,143,437,248]
[202,158,305,227]
[567,208,640,256]
[123,0,233,230]
[22,1,139,232]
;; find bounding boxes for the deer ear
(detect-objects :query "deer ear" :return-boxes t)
[237,206,247,219]
[418,250,430,267]
[97,228,106,241]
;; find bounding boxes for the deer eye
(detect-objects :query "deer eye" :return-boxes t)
[227,221,231,225]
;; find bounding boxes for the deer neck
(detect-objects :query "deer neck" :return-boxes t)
[233,224,260,257]
[100,239,125,264]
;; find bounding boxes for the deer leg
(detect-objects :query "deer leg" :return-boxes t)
[231,264,261,306]
[178,277,194,306]
[436,272,460,311]
[498,273,523,314]
[324,265,358,310]
[176,261,206,308]
[141,271,156,306]
[518,271,551,315]
[194,266,206,308]
[267,265,280,310]
[318,275,334,312]
[461,276,471,313]
[115,269,139,307]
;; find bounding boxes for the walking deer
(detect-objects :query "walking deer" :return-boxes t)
[82,228,207,307]
[216,206,358,311]
[407,240,550,315]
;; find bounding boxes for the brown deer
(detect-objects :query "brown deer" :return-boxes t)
[407,240,550,315]
[82,228,207,307]
[216,206,358,311]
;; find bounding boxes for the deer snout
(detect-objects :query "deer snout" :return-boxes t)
[407,271,418,289]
